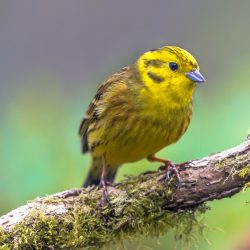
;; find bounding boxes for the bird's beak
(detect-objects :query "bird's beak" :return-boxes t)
[185,69,206,83]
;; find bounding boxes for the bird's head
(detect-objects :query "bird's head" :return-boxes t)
[136,46,205,105]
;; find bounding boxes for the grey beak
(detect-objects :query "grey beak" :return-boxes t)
[185,69,206,83]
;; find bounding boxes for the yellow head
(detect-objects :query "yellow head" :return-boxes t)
[136,46,205,107]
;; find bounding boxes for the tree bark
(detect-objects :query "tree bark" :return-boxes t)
[1,135,250,249]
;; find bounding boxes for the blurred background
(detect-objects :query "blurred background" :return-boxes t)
[1,1,250,249]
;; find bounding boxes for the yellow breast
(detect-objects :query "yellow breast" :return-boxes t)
[89,97,192,165]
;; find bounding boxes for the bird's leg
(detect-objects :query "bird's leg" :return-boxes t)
[147,155,181,187]
[99,156,111,204]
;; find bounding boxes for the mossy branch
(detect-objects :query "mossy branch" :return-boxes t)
[1,135,250,249]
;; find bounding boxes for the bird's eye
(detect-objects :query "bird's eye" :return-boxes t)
[169,62,179,71]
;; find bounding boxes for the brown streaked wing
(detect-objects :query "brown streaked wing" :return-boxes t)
[78,66,132,153]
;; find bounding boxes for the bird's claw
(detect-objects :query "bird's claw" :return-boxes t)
[159,162,182,188]
[99,179,112,205]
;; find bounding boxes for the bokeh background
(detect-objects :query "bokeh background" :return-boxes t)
[1,1,250,249]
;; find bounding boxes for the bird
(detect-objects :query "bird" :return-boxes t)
[79,45,205,198]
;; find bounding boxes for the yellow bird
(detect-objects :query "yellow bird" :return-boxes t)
[79,45,205,195]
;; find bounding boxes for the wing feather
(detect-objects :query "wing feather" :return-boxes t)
[78,66,131,153]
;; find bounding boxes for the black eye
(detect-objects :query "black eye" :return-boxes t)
[169,62,179,71]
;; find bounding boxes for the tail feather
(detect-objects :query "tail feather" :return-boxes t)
[83,157,118,187]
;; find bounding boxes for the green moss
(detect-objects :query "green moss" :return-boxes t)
[215,151,250,171]
[215,156,236,170]
[238,165,250,178]
[237,165,250,191]
[0,175,208,249]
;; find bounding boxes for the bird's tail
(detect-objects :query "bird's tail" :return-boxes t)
[83,156,118,187]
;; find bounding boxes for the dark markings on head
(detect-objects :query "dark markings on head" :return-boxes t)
[150,48,159,52]
[166,47,197,68]
[145,59,163,68]
[147,72,164,83]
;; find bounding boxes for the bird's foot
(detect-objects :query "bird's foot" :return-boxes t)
[159,160,182,188]
[98,179,114,205]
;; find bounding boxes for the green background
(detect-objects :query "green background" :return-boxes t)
[1,1,250,249]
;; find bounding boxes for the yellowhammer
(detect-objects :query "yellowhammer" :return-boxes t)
[79,45,205,198]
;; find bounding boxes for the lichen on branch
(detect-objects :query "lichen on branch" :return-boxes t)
[1,134,250,249]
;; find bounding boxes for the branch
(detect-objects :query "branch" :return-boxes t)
[1,135,250,249]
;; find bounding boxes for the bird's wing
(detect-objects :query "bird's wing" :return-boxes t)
[79,66,131,153]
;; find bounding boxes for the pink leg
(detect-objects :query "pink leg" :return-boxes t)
[147,155,181,187]
[99,156,111,203]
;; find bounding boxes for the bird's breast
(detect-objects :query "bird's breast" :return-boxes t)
[102,102,192,165]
